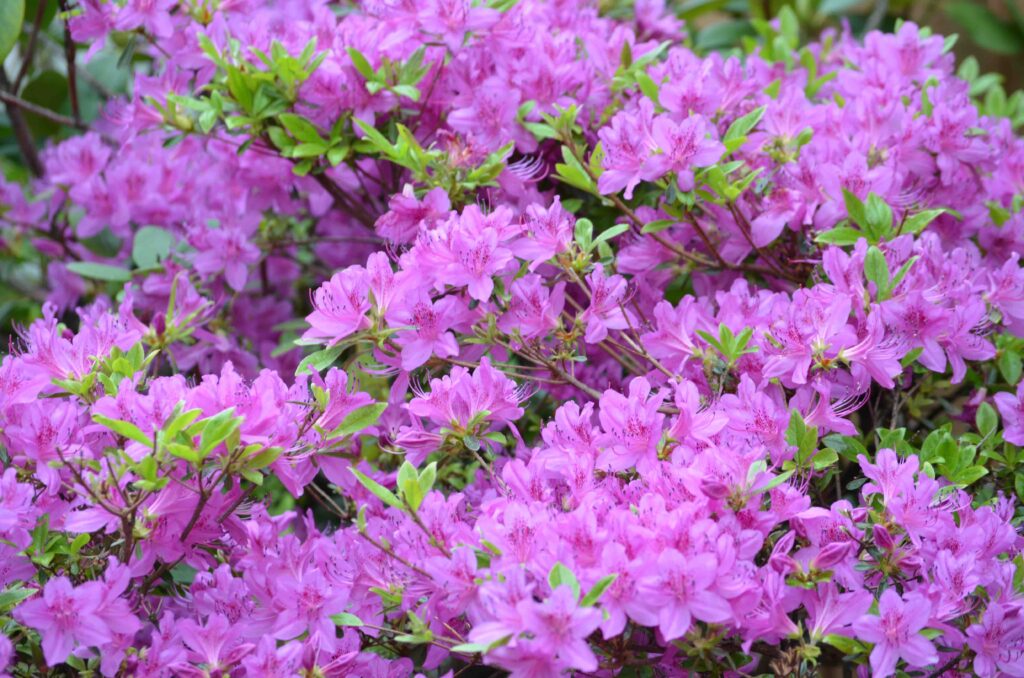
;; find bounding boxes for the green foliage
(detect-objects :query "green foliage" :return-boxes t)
[697,323,759,368]
[0,0,25,65]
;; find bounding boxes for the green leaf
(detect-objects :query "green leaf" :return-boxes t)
[590,223,630,250]
[695,19,756,51]
[21,70,68,139]
[723,106,766,143]
[815,226,863,246]
[777,5,799,48]
[0,586,36,610]
[812,448,839,471]
[677,0,729,20]
[999,349,1023,384]
[397,461,423,511]
[296,345,345,376]
[863,193,893,241]
[331,612,365,626]
[822,633,862,654]
[350,467,404,510]
[346,47,377,81]
[863,246,890,298]
[548,562,581,600]
[756,469,794,494]
[0,0,24,64]
[785,410,818,465]
[642,219,675,234]
[574,218,594,251]
[353,118,394,155]
[901,209,949,235]
[198,407,243,457]
[818,0,861,15]
[327,402,387,439]
[636,71,660,105]
[163,406,203,442]
[888,256,918,297]
[977,402,999,437]
[451,634,512,655]
[132,226,174,269]
[842,189,867,230]
[580,574,618,607]
[92,414,153,446]
[418,462,438,497]
[167,443,201,465]
[66,262,132,283]
[946,1,1024,55]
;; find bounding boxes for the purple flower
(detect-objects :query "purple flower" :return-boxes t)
[516,586,602,673]
[994,381,1024,445]
[14,577,112,666]
[597,377,666,474]
[966,604,1024,677]
[633,550,732,641]
[303,266,372,346]
[642,113,724,191]
[580,264,635,343]
[853,590,938,678]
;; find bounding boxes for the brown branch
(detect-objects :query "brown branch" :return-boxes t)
[310,170,378,228]
[0,89,87,131]
[13,0,49,90]
[58,0,81,125]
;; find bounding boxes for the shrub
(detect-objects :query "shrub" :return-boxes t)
[1,2,1024,677]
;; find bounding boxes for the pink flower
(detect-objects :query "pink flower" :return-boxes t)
[642,113,724,191]
[375,186,451,244]
[14,577,112,666]
[418,0,499,52]
[994,381,1024,445]
[516,586,602,673]
[580,264,635,343]
[857,448,918,500]
[853,590,938,678]
[499,275,566,340]
[966,603,1024,677]
[175,613,254,674]
[191,226,261,292]
[806,584,873,641]
[598,99,656,199]
[273,570,349,651]
[597,377,666,474]
[303,266,372,346]
[447,232,514,302]
[513,197,575,271]
[387,292,465,370]
[633,550,732,641]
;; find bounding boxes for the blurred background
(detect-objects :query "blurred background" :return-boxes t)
[667,0,1024,88]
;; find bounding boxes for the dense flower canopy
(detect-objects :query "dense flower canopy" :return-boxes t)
[2,1,1024,677]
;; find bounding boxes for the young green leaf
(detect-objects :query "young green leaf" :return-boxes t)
[327,402,388,439]
[92,414,154,447]
[350,467,404,510]
[67,262,133,283]
[580,574,618,607]
[548,562,581,600]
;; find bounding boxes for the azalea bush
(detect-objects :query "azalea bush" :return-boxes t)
[3,1,1024,677]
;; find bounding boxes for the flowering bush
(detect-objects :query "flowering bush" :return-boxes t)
[3,1,1024,676]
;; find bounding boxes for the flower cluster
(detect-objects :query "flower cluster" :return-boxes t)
[2,1,1024,676]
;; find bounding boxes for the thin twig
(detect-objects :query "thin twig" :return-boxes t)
[0,89,87,130]
[58,0,81,125]
[14,0,49,90]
